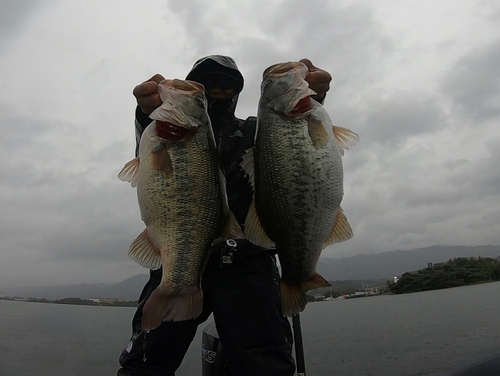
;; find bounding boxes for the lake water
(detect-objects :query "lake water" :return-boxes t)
[1,281,499,376]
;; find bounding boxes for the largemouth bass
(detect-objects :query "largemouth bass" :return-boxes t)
[241,62,359,316]
[119,79,242,329]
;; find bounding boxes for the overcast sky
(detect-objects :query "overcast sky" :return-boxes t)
[1,0,499,290]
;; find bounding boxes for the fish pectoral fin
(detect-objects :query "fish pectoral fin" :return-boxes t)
[151,143,173,177]
[244,200,275,248]
[240,147,255,190]
[332,125,359,155]
[308,116,330,148]
[222,211,246,240]
[118,157,140,187]
[128,229,162,269]
[323,207,354,247]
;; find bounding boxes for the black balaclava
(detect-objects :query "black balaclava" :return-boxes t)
[185,55,244,138]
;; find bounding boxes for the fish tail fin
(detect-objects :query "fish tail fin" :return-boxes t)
[280,273,330,316]
[141,287,203,330]
[280,282,307,317]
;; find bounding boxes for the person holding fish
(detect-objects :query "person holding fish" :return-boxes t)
[117,55,333,376]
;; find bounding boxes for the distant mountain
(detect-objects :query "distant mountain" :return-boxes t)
[6,245,500,299]
[8,274,149,300]
[317,245,500,280]
[103,273,149,299]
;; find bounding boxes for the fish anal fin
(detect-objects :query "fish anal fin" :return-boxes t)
[128,229,162,269]
[151,143,173,177]
[323,207,354,247]
[280,273,330,316]
[244,200,275,248]
[308,116,330,148]
[118,157,140,187]
[332,126,359,155]
[142,287,202,329]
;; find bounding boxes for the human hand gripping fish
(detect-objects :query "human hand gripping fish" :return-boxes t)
[300,58,332,102]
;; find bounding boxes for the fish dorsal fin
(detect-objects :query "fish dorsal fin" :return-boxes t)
[240,147,255,190]
[332,126,359,155]
[118,157,140,188]
[128,229,162,269]
[222,211,246,240]
[151,143,173,178]
[323,207,354,247]
[308,116,330,148]
[244,199,275,248]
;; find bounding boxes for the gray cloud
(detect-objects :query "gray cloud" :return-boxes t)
[0,0,54,52]
[441,39,500,121]
[1,1,499,289]
[359,93,447,147]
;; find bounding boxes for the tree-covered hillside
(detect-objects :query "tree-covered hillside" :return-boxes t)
[388,257,500,294]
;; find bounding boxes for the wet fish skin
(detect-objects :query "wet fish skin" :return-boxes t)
[242,62,358,316]
[119,79,241,329]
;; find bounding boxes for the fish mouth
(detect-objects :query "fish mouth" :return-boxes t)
[150,79,206,140]
[263,62,316,116]
[290,96,313,115]
[157,79,203,140]
[155,120,192,141]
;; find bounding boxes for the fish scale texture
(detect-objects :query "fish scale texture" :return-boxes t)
[137,123,227,293]
[253,111,343,284]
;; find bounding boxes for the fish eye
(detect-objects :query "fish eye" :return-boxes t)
[261,80,271,93]
[194,94,206,106]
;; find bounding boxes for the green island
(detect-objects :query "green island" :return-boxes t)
[388,257,500,294]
